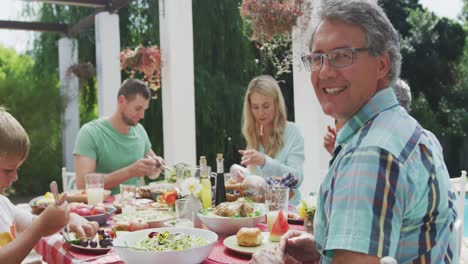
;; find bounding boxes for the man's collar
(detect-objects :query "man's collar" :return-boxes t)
[336,87,399,145]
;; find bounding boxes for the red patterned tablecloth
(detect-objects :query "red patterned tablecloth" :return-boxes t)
[34,222,304,264]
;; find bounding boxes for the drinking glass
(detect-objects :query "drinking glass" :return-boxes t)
[85,174,104,205]
[265,186,289,231]
[175,197,202,228]
[120,184,136,214]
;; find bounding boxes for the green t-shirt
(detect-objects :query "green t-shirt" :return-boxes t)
[73,118,152,194]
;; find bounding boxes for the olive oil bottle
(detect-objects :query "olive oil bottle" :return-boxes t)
[198,156,212,208]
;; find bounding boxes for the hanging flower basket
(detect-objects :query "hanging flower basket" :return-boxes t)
[120,45,161,97]
[240,0,310,77]
[240,0,306,40]
[67,62,95,82]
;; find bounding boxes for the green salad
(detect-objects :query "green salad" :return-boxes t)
[133,231,207,251]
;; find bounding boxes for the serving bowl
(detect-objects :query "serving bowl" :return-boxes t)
[113,227,218,264]
[197,205,266,235]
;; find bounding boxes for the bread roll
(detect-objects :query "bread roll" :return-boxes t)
[236,227,263,247]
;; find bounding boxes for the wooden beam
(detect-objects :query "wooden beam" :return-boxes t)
[7,0,134,37]
[22,0,108,8]
[67,0,134,37]
[67,10,98,37]
[107,0,133,12]
[0,20,68,35]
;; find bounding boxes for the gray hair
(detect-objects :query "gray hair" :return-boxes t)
[393,79,412,111]
[310,0,402,86]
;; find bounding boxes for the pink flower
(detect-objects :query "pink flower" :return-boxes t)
[120,45,161,96]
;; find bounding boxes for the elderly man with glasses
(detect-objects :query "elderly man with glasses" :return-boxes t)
[249,1,458,264]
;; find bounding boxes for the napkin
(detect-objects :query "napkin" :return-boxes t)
[266,173,298,189]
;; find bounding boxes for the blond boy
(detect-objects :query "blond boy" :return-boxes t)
[0,107,98,263]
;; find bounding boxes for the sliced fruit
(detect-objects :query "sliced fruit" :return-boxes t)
[269,209,289,242]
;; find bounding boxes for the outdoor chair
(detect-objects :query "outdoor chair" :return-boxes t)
[62,167,77,192]
[451,170,467,261]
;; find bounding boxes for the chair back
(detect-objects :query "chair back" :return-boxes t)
[451,170,467,260]
[62,167,77,192]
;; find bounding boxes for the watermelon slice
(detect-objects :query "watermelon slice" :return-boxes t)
[269,209,289,242]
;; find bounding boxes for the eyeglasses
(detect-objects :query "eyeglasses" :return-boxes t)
[301,47,369,71]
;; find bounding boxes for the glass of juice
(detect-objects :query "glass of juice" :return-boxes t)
[85,174,104,205]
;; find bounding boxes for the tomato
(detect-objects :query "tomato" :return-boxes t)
[91,205,107,215]
[162,191,178,206]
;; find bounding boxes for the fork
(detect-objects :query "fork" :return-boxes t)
[49,181,61,206]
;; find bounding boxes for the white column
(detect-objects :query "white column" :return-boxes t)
[159,0,196,166]
[95,12,121,117]
[58,38,80,171]
[292,26,333,196]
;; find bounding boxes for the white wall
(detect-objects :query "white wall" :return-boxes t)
[292,9,333,197]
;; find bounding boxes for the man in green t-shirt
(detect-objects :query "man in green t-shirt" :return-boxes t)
[73,79,164,194]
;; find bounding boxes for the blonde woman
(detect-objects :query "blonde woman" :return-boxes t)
[231,75,304,205]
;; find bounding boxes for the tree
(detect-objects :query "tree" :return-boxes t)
[0,46,63,195]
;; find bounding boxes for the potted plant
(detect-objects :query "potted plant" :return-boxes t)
[240,0,311,77]
[120,45,161,98]
[240,0,306,40]
[67,62,95,83]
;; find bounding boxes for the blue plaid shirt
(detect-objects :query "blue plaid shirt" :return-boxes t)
[314,88,458,263]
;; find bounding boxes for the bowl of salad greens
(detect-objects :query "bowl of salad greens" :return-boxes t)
[112,227,217,264]
[197,201,266,235]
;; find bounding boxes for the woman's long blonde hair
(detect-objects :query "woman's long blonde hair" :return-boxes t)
[242,75,287,158]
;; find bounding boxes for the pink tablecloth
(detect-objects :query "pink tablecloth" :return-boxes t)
[34,223,304,264]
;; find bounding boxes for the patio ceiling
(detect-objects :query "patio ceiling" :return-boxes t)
[0,0,133,37]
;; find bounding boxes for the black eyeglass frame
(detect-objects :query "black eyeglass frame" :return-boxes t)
[301,47,369,71]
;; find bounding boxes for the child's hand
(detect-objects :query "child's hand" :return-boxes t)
[67,213,99,239]
[37,202,69,237]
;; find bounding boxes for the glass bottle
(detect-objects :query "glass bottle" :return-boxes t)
[215,153,227,205]
[198,156,212,209]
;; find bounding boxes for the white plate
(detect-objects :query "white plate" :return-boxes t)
[62,229,111,254]
[29,196,51,214]
[113,227,218,264]
[223,232,278,255]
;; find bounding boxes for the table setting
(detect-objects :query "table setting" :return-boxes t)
[31,162,312,264]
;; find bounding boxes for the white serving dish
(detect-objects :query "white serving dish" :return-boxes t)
[113,227,217,264]
[197,209,266,235]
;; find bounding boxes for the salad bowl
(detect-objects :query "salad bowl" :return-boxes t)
[197,203,266,235]
[113,227,217,264]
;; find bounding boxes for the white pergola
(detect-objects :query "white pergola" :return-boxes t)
[7,0,331,196]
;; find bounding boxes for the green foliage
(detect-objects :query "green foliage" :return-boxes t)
[11,0,464,194]
[382,0,468,176]
[0,46,62,195]
[192,0,260,167]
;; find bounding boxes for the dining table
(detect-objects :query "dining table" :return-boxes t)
[35,222,305,264]
[33,196,306,264]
